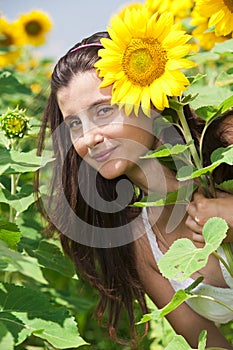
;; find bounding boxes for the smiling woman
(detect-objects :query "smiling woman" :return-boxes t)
[37,4,233,350]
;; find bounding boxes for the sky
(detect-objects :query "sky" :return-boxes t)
[0,0,143,60]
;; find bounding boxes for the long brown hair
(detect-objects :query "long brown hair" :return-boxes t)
[37,31,148,347]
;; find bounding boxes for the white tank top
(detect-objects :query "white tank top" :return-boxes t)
[142,208,233,323]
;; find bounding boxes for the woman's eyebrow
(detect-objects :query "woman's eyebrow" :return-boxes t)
[64,97,112,121]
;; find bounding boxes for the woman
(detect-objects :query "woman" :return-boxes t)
[37,28,233,349]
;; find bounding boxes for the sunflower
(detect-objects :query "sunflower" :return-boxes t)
[191,8,227,50]
[0,18,23,67]
[195,0,233,37]
[146,0,194,20]
[95,7,195,116]
[16,10,52,46]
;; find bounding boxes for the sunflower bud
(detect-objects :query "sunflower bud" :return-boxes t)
[0,106,30,139]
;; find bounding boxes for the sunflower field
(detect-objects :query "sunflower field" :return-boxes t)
[0,1,233,350]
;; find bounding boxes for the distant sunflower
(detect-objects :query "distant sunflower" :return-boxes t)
[195,0,233,37]
[146,0,194,20]
[17,10,52,46]
[0,18,23,67]
[191,8,227,50]
[0,17,23,47]
[95,7,194,116]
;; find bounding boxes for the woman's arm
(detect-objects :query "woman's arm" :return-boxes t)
[134,235,233,349]
[186,192,233,243]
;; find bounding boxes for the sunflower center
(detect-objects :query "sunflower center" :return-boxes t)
[223,0,233,12]
[122,38,167,86]
[25,21,42,36]
[0,33,13,47]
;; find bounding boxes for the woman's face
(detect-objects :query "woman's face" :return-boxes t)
[57,70,157,180]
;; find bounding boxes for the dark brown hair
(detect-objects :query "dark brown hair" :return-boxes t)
[37,31,148,348]
[202,110,233,184]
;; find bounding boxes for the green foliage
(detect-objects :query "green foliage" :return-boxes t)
[157,217,229,281]
[0,13,233,350]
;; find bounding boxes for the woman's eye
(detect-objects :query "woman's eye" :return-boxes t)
[69,119,81,129]
[97,105,115,117]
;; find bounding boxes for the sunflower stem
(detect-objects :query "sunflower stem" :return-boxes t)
[176,106,202,170]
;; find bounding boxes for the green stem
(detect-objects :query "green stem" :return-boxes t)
[9,173,16,223]
[176,106,202,170]
[212,250,233,278]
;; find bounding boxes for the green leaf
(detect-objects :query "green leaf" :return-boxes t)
[159,290,191,318]
[0,283,87,348]
[195,105,218,121]
[0,240,48,284]
[164,334,191,350]
[32,240,76,278]
[177,145,233,180]
[216,180,233,194]
[185,85,233,110]
[0,148,54,175]
[215,71,233,87]
[133,184,197,207]
[188,73,206,85]
[142,143,191,159]
[0,322,14,350]
[211,145,233,164]
[158,217,228,280]
[211,39,233,54]
[194,95,233,122]
[198,330,207,350]
[0,70,31,95]
[0,220,21,249]
[0,184,36,213]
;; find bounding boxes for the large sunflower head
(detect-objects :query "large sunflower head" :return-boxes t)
[94,6,195,117]
[16,10,52,46]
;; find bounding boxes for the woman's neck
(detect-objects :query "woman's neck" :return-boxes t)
[127,157,179,195]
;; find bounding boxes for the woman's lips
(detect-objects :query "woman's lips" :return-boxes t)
[93,147,117,162]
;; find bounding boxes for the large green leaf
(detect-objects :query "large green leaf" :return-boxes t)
[0,283,87,348]
[158,217,228,280]
[0,240,48,284]
[0,184,36,213]
[177,145,233,180]
[31,240,76,278]
[0,322,14,350]
[0,148,54,174]
[0,70,31,95]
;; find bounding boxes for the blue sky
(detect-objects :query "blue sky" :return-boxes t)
[0,0,142,59]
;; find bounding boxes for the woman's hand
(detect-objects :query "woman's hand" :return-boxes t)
[186,191,233,243]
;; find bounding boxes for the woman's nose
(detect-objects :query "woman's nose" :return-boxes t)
[83,129,104,149]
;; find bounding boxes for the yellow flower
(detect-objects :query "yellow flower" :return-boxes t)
[16,10,52,46]
[0,18,23,67]
[191,8,227,50]
[146,0,194,20]
[195,0,233,37]
[0,17,24,47]
[95,7,195,116]
[30,83,41,94]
